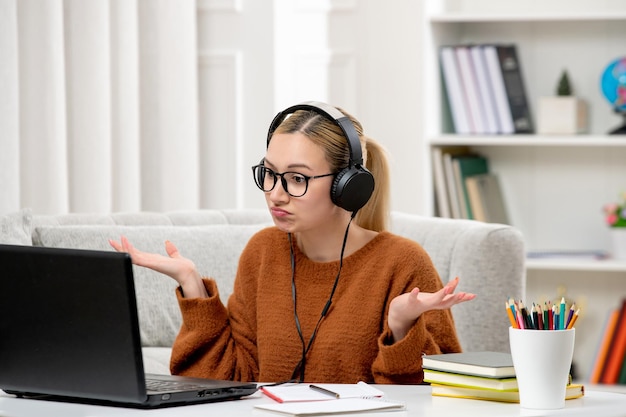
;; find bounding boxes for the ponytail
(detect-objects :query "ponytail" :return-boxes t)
[355,136,390,232]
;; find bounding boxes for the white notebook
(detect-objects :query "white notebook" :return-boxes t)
[254,398,405,416]
[260,381,384,403]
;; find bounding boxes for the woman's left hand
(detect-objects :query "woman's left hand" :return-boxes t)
[387,277,475,342]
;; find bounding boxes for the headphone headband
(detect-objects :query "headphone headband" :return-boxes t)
[266,101,364,166]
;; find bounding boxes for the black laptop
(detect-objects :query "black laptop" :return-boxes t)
[0,244,257,408]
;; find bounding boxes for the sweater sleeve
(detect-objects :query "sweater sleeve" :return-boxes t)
[169,276,260,381]
[370,243,462,384]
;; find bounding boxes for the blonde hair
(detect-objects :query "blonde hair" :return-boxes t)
[271,107,390,231]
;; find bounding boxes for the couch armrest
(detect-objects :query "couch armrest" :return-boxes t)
[391,212,525,353]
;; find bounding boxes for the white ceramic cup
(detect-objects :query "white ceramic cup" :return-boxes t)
[509,327,575,410]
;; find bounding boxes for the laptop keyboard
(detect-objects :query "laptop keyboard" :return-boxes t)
[145,378,212,393]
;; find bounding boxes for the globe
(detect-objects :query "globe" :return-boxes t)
[600,56,626,134]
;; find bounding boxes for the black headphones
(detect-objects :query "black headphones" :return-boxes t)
[265,101,375,212]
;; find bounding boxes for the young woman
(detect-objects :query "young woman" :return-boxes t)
[110,102,475,384]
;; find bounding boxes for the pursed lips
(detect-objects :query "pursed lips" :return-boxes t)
[270,207,291,217]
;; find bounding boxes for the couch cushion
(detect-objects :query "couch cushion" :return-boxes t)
[0,209,32,245]
[32,223,270,348]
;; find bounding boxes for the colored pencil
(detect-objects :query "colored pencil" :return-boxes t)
[506,301,518,328]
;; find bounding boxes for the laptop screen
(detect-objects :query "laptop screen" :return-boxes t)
[0,244,149,403]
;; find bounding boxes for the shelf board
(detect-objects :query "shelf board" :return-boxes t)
[526,258,626,272]
[429,12,626,23]
[429,135,626,147]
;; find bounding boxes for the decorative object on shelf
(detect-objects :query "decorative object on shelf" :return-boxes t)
[600,56,626,135]
[610,229,626,260]
[537,69,588,134]
[604,192,626,259]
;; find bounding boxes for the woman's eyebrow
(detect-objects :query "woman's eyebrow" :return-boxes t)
[264,159,314,172]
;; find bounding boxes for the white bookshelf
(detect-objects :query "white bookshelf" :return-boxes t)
[422,0,626,380]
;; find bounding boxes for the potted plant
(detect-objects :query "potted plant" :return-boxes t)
[537,70,588,134]
[603,193,626,259]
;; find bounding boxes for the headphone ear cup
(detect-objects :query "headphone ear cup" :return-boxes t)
[331,166,375,212]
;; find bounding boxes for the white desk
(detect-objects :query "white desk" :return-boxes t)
[1,385,625,417]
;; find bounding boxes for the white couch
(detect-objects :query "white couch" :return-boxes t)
[0,208,525,375]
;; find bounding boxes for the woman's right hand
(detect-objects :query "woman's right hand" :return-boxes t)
[109,236,208,298]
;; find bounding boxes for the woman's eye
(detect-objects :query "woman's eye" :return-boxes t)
[291,175,306,184]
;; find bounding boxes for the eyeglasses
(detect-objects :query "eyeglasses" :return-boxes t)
[251,164,335,197]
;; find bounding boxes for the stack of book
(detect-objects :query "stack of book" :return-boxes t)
[431,147,509,223]
[422,351,584,403]
[440,43,533,135]
[589,298,626,385]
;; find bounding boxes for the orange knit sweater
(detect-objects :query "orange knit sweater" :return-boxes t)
[170,227,462,384]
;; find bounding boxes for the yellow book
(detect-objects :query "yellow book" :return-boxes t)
[424,369,518,391]
[430,383,585,403]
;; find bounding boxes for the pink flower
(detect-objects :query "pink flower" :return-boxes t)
[606,213,618,226]
[603,194,626,228]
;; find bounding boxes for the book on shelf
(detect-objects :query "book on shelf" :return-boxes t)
[455,46,485,134]
[422,351,516,379]
[490,44,533,133]
[470,45,500,134]
[451,154,489,220]
[431,146,470,219]
[465,173,510,224]
[589,308,620,383]
[423,369,518,391]
[443,152,463,219]
[440,43,532,135]
[431,147,450,218]
[439,46,471,134]
[600,298,626,384]
[260,382,384,403]
[430,383,585,403]
[482,45,518,134]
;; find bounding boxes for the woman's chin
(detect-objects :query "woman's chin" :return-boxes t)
[272,217,294,233]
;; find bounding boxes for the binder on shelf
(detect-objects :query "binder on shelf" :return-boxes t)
[470,45,500,134]
[455,46,485,134]
[490,44,533,134]
[483,45,515,134]
[440,46,471,134]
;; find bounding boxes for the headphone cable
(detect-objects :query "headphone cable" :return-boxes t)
[289,212,356,382]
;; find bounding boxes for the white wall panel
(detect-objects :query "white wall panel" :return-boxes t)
[110,0,141,212]
[138,0,199,211]
[64,0,112,213]
[17,0,69,214]
[327,52,357,112]
[290,51,357,111]
[0,0,20,213]
[198,52,242,208]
